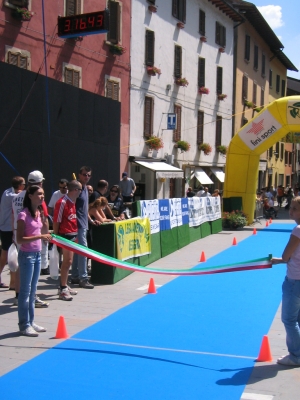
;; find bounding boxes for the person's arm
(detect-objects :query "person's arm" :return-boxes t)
[53,221,60,235]
[48,206,54,216]
[89,208,105,224]
[16,220,52,245]
[104,206,116,220]
[99,208,113,222]
[131,182,136,197]
[272,234,300,264]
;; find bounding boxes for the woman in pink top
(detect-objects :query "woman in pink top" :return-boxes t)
[16,186,52,337]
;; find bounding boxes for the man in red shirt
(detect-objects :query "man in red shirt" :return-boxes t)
[53,180,82,301]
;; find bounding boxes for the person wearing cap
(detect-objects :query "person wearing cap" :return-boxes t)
[12,170,50,308]
[119,172,136,203]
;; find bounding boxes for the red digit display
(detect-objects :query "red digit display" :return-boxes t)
[58,10,109,38]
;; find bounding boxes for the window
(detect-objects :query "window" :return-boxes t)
[275,142,279,158]
[252,82,257,105]
[106,79,119,101]
[216,66,223,94]
[65,0,82,16]
[144,96,154,138]
[242,74,248,100]
[145,30,155,66]
[281,79,286,97]
[148,0,156,4]
[173,104,181,142]
[269,147,273,158]
[174,45,182,78]
[215,116,222,147]
[63,63,81,87]
[5,0,29,7]
[245,34,250,61]
[254,45,258,70]
[269,69,273,88]
[172,0,186,23]
[280,142,284,159]
[289,152,292,166]
[7,51,28,69]
[199,9,205,36]
[108,0,121,44]
[260,86,264,107]
[284,150,288,165]
[215,22,226,47]
[261,53,266,77]
[198,57,205,88]
[276,74,280,93]
[197,111,204,144]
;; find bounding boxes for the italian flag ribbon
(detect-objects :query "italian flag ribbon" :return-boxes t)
[51,234,272,276]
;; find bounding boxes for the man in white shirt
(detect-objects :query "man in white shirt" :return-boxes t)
[48,179,68,216]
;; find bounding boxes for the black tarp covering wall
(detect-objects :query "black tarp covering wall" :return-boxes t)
[0,61,120,201]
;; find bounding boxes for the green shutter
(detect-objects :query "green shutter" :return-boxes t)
[108,1,120,44]
[145,30,155,66]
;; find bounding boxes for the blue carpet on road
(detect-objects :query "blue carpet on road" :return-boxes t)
[0,223,294,399]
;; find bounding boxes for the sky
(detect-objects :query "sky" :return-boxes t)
[249,0,300,80]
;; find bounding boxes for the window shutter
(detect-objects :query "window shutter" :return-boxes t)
[173,105,181,142]
[221,26,226,47]
[198,57,205,88]
[106,80,113,98]
[145,30,155,66]
[276,75,280,93]
[197,111,204,144]
[280,143,284,159]
[172,0,177,18]
[182,0,186,24]
[262,54,266,76]
[276,142,279,157]
[65,68,73,85]
[260,87,264,106]
[254,45,258,70]
[10,0,29,6]
[76,0,81,14]
[245,35,250,61]
[253,82,257,105]
[144,96,153,138]
[106,80,119,100]
[112,82,119,101]
[215,22,220,45]
[148,0,156,4]
[216,66,222,94]
[199,9,205,35]
[174,45,182,78]
[66,0,75,16]
[242,74,248,100]
[73,70,80,87]
[7,52,18,66]
[269,147,273,158]
[108,0,120,44]
[281,80,286,97]
[216,116,222,147]
[19,55,28,69]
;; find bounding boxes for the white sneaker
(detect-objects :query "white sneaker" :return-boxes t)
[21,326,39,337]
[57,286,78,296]
[59,288,73,301]
[32,323,47,333]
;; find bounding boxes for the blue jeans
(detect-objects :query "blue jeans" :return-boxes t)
[18,251,41,331]
[71,228,87,280]
[281,276,300,362]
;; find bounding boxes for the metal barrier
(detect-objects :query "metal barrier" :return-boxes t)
[254,200,264,220]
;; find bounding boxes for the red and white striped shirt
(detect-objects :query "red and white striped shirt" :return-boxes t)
[53,195,77,235]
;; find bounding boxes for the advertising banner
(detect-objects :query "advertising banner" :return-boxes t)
[140,199,160,234]
[115,217,151,261]
[159,199,170,231]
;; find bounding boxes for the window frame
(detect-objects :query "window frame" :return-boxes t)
[172,0,186,24]
[4,0,30,9]
[63,62,82,88]
[198,57,205,88]
[197,110,204,145]
[199,9,205,36]
[215,21,226,48]
[145,30,155,67]
[107,0,121,45]
[6,46,31,70]
[216,66,223,95]
[173,104,182,142]
[105,76,120,101]
[174,45,182,78]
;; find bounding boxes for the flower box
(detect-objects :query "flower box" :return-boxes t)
[148,5,157,13]
[146,66,161,76]
[109,44,126,55]
[198,87,209,95]
[177,22,185,29]
[254,106,264,113]
[218,94,227,100]
[175,77,189,87]
[244,100,255,109]
[12,7,32,21]
[198,143,212,155]
[200,36,207,42]
[175,140,190,152]
[216,145,228,155]
[219,47,225,53]
[145,136,164,151]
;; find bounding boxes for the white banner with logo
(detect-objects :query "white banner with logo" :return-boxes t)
[188,197,221,226]
[140,199,160,234]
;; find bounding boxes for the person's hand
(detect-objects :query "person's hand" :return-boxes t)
[271,257,283,265]
[41,234,52,242]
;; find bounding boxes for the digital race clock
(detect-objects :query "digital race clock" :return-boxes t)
[57,9,109,38]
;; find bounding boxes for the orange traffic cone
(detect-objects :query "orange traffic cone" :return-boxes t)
[256,335,272,362]
[266,221,269,227]
[269,218,272,224]
[232,237,237,246]
[55,316,69,339]
[200,251,206,262]
[253,228,257,235]
[148,278,157,294]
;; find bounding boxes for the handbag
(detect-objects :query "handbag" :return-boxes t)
[7,242,18,272]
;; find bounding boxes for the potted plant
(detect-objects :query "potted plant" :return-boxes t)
[200,36,207,42]
[198,87,209,95]
[12,7,32,21]
[109,43,126,55]
[148,4,157,13]
[244,99,254,109]
[216,145,228,155]
[175,140,190,152]
[222,210,248,230]
[219,47,225,53]
[177,22,185,29]
[218,94,227,100]
[146,66,161,76]
[175,77,189,87]
[254,106,264,113]
[145,136,164,151]
[198,143,212,155]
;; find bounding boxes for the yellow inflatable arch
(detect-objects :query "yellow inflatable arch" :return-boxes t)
[223,96,300,224]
